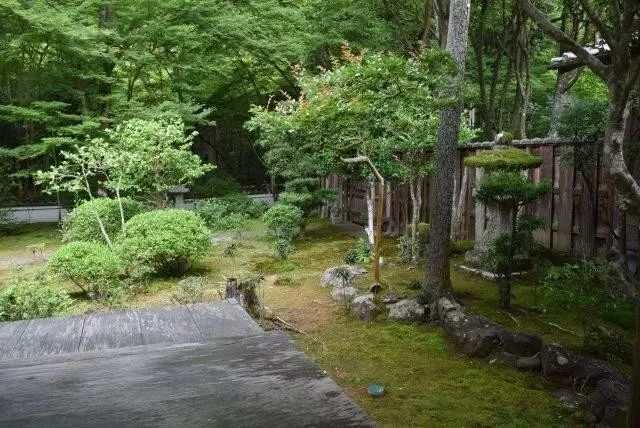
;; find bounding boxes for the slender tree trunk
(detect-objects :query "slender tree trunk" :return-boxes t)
[421,0,471,302]
[115,186,126,231]
[409,176,418,243]
[365,179,375,245]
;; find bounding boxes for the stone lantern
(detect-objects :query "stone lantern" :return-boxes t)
[463,134,543,269]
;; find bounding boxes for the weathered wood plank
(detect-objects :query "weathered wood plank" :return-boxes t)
[7,315,85,360]
[187,300,262,339]
[0,320,29,358]
[78,310,142,352]
[136,305,203,345]
[0,332,374,428]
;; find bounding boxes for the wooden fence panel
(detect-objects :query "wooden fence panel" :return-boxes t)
[324,140,639,265]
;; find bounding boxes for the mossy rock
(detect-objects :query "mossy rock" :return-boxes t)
[464,148,543,171]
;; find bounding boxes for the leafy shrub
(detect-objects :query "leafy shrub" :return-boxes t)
[262,203,303,239]
[195,200,247,232]
[115,209,211,277]
[583,324,632,362]
[398,223,430,263]
[345,237,372,264]
[63,197,146,243]
[541,259,635,358]
[189,170,242,199]
[0,274,72,321]
[172,276,219,304]
[48,241,123,300]
[541,259,631,319]
[219,193,269,218]
[275,237,295,259]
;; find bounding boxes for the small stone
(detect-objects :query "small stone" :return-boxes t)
[351,293,377,322]
[557,355,569,366]
[387,299,425,323]
[331,286,357,303]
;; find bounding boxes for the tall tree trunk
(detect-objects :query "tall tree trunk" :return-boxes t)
[421,0,471,302]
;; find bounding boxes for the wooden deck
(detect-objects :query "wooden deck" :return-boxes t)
[0,300,374,427]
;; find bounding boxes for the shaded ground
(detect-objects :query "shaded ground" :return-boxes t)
[1,220,616,426]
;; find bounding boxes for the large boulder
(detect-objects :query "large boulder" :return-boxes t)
[540,343,626,387]
[320,265,367,288]
[351,293,377,322]
[499,331,542,357]
[444,314,506,358]
[387,299,425,323]
[588,378,629,427]
[331,286,357,303]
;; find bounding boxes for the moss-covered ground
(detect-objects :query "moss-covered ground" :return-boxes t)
[1,219,624,426]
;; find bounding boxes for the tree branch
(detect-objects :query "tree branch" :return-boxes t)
[578,0,614,45]
[518,0,609,81]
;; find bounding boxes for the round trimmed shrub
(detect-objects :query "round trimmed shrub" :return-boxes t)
[114,209,211,276]
[261,203,303,239]
[63,197,147,243]
[48,241,123,298]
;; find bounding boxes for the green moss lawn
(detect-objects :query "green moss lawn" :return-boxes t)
[0,219,608,426]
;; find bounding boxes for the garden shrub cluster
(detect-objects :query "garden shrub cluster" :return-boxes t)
[0,274,72,321]
[262,203,303,259]
[541,259,635,360]
[48,241,124,300]
[345,237,373,265]
[115,209,211,277]
[189,170,242,199]
[195,193,268,232]
[62,197,146,243]
[44,206,212,308]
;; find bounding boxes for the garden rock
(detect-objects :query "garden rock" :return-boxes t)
[351,293,377,322]
[387,299,425,323]
[382,292,407,305]
[516,355,541,371]
[552,388,582,410]
[540,343,626,387]
[492,351,518,367]
[444,314,506,358]
[331,286,357,304]
[588,378,629,427]
[320,265,367,288]
[499,331,542,357]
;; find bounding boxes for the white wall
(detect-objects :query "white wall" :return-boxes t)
[3,206,67,224]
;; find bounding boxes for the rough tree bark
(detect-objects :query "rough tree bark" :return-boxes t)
[421,0,471,302]
[450,166,468,241]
